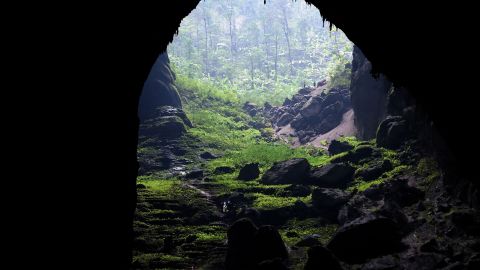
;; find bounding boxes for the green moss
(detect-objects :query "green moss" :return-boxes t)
[280,218,338,246]
[133,253,188,265]
[348,165,410,192]
[138,178,179,193]
[196,231,225,242]
[337,136,363,147]
[252,193,311,210]
[208,143,329,173]
[379,148,401,167]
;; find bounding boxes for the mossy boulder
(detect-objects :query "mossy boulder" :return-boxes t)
[376,116,409,149]
[238,163,260,180]
[312,188,349,221]
[331,145,378,164]
[261,158,311,185]
[328,139,354,155]
[140,115,187,138]
[327,214,405,264]
[308,163,355,188]
[354,159,393,181]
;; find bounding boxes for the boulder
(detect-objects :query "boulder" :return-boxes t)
[214,166,235,175]
[322,91,344,108]
[337,194,378,225]
[295,234,322,247]
[200,151,217,159]
[384,177,425,207]
[279,184,311,197]
[290,114,309,130]
[298,86,314,95]
[225,218,259,270]
[283,98,293,106]
[312,188,350,221]
[300,96,324,118]
[376,116,409,149]
[276,113,294,127]
[331,145,377,164]
[243,102,258,116]
[327,215,405,263]
[261,158,311,185]
[304,245,343,270]
[238,163,260,180]
[225,219,288,270]
[355,159,393,181]
[185,169,203,179]
[315,110,344,134]
[308,163,355,188]
[155,105,193,127]
[328,139,354,155]
[253,225,289,263]
[139,115,187,138]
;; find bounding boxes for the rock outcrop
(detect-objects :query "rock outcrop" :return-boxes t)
[139,52,183,121]
[349,46,392,140]
[259,85,352,144]
[139,106,191,138]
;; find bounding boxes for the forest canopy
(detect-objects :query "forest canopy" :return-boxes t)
[168,0,353,105]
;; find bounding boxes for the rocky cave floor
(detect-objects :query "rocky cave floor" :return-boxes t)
[132,85,480,270]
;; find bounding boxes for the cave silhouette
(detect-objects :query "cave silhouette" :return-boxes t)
[23,1,478,269]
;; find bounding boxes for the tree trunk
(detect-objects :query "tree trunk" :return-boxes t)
[282,7,293,75]
[274,34,278,81]
[262,18,270,79]
[203,15,209,75]
[250,56,254,89]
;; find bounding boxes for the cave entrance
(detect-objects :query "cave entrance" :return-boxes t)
[134,0,360,269]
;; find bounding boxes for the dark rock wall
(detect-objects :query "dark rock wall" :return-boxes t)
[350,46,391,140]
[305,1,477,174]
[29,1,478,269]
[139,52,182,121]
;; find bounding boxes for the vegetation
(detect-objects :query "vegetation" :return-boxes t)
[133,2,440,269]
[169,0,353,105]
[177,74,331,175]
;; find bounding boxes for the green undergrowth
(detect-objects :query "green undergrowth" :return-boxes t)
[134,177,227,269]
[177,75,332,174]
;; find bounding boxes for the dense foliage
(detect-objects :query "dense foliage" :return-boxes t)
[168,0,353,105]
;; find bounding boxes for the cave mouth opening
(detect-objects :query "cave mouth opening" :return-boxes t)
[132,0,420,269]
